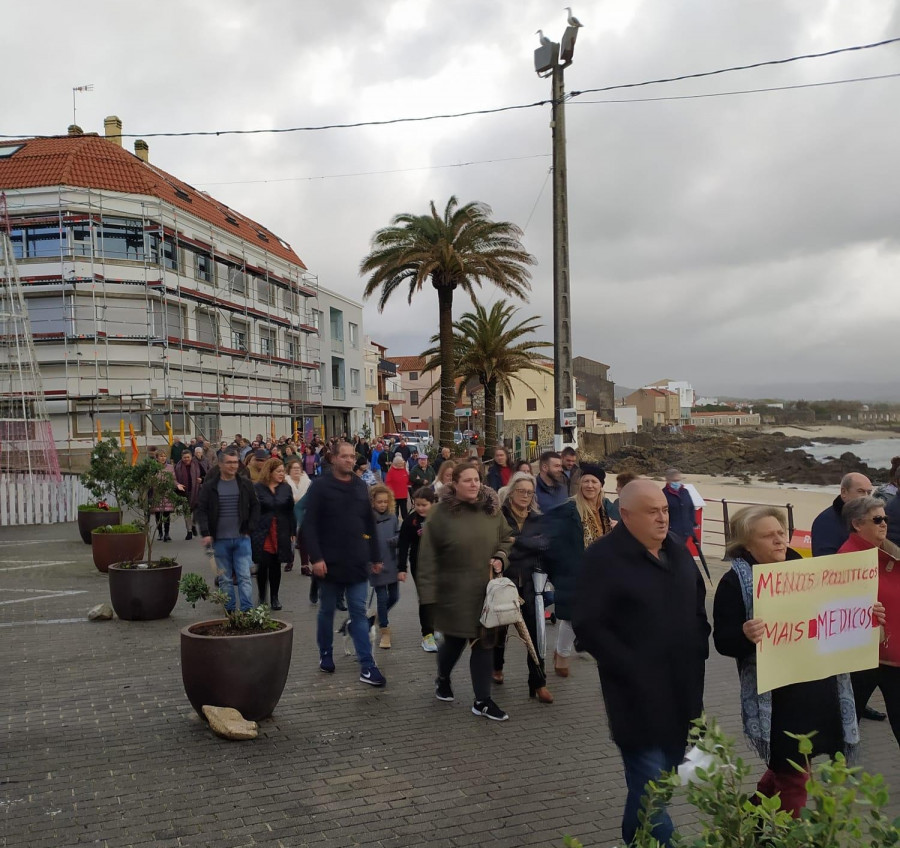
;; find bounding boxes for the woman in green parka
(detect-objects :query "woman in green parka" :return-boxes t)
[417,461,515,721]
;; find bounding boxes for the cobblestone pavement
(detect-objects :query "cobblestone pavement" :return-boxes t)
[1,522,897,848]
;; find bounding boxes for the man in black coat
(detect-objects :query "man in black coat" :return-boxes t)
[573,480,710,848]
[303,441,386,686]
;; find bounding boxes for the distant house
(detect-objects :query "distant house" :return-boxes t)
[690,411,761,427]
[573,356,616,421]
[391,356,439,436]
[625,388,680,428]
[646,379,694,423]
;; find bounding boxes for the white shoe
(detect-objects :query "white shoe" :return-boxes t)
[421,634,438,653]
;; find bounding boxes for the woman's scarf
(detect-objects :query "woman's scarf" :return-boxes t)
[581,501,611,549]
[287,472,311,503]
[732,556,859,764]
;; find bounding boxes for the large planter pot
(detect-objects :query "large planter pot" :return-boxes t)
[90,530,145,574]
[181,620,293,721]
[77,509,122,544]
[108,562,182,621]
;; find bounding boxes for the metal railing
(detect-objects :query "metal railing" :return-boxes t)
[701,497,795,560]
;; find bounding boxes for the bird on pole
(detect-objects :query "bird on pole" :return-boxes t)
[564,6,583,27]
[536,28,553,46]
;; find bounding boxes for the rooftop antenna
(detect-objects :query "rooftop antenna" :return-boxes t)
[72,84,94,127]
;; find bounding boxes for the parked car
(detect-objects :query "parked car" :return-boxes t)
[413,429,433,446]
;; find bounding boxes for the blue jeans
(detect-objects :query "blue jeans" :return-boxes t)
[374,582,399,628]
[317,580,375,671]
[619,745,684,847]
[213,536,254,612]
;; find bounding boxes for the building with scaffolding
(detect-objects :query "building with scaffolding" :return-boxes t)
[0,117,366,468]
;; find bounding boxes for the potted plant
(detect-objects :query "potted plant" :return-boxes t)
[91,522,146,574]
[178,573,293,721]
[106,456,191,620]
[78,438,128,543]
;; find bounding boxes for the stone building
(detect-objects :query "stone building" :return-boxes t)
[572,355,616,421]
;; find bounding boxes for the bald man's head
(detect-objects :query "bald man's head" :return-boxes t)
[618,480,670,551]
[840,473,873,503]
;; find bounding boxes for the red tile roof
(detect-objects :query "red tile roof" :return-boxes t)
[390,355,427,372]
[0,134,306,268]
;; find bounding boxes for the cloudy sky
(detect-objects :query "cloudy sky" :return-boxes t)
[6,1,900,399]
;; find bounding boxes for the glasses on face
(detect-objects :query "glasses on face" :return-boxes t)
[868,515,889,525]
[512,488,534,497]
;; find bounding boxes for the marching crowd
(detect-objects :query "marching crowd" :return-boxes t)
[146,431,900,847]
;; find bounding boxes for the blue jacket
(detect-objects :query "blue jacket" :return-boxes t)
[369,509,400,587]
[664,484,695,542]
[541,500,584,621]
[811,495,849,557]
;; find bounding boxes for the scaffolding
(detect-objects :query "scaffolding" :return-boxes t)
[0,192,62,481]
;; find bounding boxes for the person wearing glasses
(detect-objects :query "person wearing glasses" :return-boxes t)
[492,472,553,703]
[839,496,900,746]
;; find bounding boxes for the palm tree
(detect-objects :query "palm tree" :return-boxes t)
[360,197,535,447]
[419,300,552,449]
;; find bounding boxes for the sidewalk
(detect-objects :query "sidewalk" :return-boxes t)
[1,522,897,847]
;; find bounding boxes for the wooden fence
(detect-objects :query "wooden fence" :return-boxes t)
[0,473,95,526]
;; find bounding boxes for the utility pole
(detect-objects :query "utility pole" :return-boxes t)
[535,17,581,449]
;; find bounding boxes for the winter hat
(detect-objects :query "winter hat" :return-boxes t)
[254,448,270,460]
[578,462,606,485]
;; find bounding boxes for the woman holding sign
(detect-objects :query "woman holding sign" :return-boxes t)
[839,496,900,746]
[713,505,863,816]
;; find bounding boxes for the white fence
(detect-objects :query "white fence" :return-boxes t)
[0,473,96,526]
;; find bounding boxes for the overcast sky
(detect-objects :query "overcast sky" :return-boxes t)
[6,1,900,399]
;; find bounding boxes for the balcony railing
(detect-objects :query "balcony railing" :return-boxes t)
[333,387,346,402]
[331,337,344,354]
[386,390,405,402]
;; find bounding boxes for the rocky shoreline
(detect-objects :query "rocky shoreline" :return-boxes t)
[603,429,891,485]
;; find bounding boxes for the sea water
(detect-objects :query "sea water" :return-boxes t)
[799,438,900,470]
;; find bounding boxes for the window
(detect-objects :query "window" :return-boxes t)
[331,357,345,401]
[348,322,359,348]
[350,369,360,394]
[260,327,277,357]
[366,368,376,388]
[499,396,505,413]
[220,264,246,293]
[0,144,24,158]
[409,371,418,381]
[98,217,143,260]
[577,414,586,428]
[256,276,272,306]
[147,233,177,270]
[10,225,66,259]
[526,398,537,412]
[286,335,298,361]
[526,424,538,442]
[231,319,248,352]
[196,253,213,283]
[197,311,218,345]
[409,390,419,405]
[311,309,322,330]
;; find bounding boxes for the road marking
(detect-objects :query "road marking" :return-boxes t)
[0,561,75,571]
[0,618,87,628]
[0,590,86,605]
[0,540,58,546]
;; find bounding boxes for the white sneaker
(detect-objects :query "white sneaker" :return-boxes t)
[421,634,438,653]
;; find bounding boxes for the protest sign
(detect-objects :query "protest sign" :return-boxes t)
[753,549,879,693]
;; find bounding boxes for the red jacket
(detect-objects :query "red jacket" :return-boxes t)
[838,532,900,666]
[384,466,410,501]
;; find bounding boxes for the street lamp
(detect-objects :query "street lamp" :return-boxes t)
[535,14,581,449]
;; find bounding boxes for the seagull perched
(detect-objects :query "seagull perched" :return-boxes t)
[536,29,553,46]
[564,6,583,27]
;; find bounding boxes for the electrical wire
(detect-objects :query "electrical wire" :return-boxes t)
[568,71,900,105]
[194,153,552,187]
[1,36,897,140]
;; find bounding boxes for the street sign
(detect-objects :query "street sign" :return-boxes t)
[559,408,577,428]
[455,408,472,417]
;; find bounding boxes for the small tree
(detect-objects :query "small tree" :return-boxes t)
[119,458,192,563]
[80,438,131,508]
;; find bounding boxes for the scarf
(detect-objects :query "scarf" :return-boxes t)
[581,500,612,549]
[731,556,859,764]
[286,473,311,503]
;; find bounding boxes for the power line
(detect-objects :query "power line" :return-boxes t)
[569,71,900,105]
[1,36,897,141]
[567,36,900,99]
[194,153,552,187]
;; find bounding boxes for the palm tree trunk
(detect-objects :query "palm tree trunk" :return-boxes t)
[437,285,456,448]
[483,378,497,449]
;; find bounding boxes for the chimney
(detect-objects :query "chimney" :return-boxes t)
[134,139,149,163]
[67,124,84,136]
[103,115,123,146]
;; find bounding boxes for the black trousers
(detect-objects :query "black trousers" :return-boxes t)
[852,665,900,747]
[493,581,547,691]
[256,551,282,603]
[408,560,435,637]
[438,635,493,702]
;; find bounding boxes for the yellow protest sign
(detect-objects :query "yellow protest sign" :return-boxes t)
[753,550,879,693]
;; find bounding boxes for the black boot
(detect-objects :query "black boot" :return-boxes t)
[257,571,268,606]
[271,596,282,611]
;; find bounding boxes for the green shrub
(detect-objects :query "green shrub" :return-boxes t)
[92,523,142,535]
[178,573,279,633]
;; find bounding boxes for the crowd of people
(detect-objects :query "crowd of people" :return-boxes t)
[146,430,899,847]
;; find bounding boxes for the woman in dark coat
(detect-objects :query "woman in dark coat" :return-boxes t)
[485,446,513,493]
[251,458,296,610]
[174,451,203,539]
[714,504,867,816]
[541,462,611,677]
[492,472,553,703]
[417,461,514,721]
